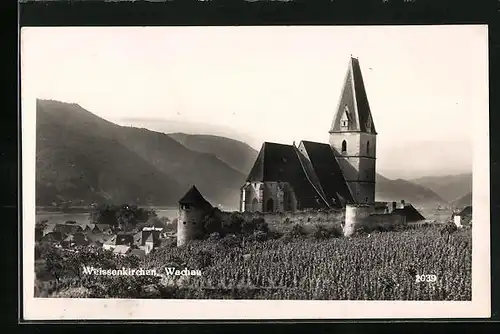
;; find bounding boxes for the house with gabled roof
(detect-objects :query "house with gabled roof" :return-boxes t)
[86,233,111,247]
[40,231,64,243]
[54,223,83,235]
[61,232,90,248]
[112,245,132,256]
[133,227,161,255]
[240,57,376,213]
[452,205,472,227]
[92,224,113,234]
[102,232,134,251]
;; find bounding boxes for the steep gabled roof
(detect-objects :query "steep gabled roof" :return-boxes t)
[459,205,472,217]
[105,233,134,246]
[393,204,426,223]
[299,141,354,207]
[113,245,131,255]
[178,185,212,207]
[245,142,329,210]
[330,57,376,134]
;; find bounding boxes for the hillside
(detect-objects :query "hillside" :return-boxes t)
[36,100,246,208]
[451,192,472,209]
[411,173,472,203]
[375,174,447,205]
[168,133,259,175]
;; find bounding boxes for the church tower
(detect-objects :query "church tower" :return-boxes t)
[329,57,377,204]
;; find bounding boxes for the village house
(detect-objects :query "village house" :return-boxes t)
[54,223,83,235]
[112,245,132,256]
[374,200,426,226]
[86,233,112,247]
[133,227,162,255]
[39,231,64,243]
[60,232,90,248]
[93,224,113,234]
[102,232,134,251]
[452,205,472,227]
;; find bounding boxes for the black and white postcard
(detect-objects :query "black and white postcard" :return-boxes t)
[21,25,490,319]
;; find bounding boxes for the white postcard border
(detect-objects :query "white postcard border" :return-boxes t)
[21,26,491,320]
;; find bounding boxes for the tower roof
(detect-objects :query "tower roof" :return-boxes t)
[330,57,377,134]
[178,185,212,207]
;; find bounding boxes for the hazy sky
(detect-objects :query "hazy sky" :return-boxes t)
[22,26,488,179]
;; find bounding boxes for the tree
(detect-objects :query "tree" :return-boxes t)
[89,204,117,226]
[36,220,48,231]
[44,247,66,283]
[89,204,156,230]
[202,208,223,235]
[222,212,244,235]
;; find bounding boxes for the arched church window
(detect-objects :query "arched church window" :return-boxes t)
[367,141,370,155]
[366,117,372,131]
[341,140,347,153]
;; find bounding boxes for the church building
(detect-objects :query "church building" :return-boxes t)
[240,57,377,213]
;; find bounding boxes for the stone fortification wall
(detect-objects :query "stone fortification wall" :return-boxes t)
[364,213,406,230]
[238,209,345,226]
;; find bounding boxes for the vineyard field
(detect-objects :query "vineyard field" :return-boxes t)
[144,227,472,300]
[35,226,472,300]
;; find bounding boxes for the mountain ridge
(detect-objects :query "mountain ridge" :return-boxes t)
[411,173,472,203]
[36,99,245,208]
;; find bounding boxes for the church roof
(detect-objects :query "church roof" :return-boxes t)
[246,142,330,209]
[299,141,354,207]
[330,57,377,134]
[178,185,212,207]
[246,141,353,210]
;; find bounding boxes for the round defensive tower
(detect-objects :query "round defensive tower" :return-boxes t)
[177,185,213,247]
[343,204,374,237]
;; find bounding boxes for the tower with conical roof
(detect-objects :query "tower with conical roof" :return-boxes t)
[329,57,377,204]
[177,185,213,246]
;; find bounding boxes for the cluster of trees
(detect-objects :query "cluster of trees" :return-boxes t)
[202,209,270,238]
[201,208,346,243]
[88,204,161,231]
[35,245,161,298]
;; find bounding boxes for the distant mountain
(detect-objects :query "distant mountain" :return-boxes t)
[451,192,472,209]
[168,133,259,175]
[411,173,472,203]
[116,117,261,151]
[375,174,447,205]
[36,100,246,208]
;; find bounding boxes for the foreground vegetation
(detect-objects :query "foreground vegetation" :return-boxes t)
[35,223,471,300]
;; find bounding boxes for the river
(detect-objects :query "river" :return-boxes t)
[36,209,179,226]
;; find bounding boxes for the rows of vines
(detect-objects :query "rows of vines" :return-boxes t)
[37,226,471,300]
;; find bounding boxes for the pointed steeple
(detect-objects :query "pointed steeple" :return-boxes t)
[329,57,376,134]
